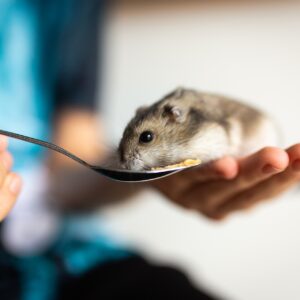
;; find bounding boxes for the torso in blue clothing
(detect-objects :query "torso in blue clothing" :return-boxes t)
[0,1,131,300]
[0,0,52,170]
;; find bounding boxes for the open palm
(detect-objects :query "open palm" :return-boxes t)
[153,144,300,220]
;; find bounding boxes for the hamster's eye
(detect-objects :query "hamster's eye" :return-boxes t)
[139,131,154,144]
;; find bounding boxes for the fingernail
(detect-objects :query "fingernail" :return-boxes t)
[262,164,281,174]
[1,152,12,170]
[8,175,22,195]
[0,135,8,149]
[292,160,300,171]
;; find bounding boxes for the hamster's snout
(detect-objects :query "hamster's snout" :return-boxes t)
[122,158,145,171]
[119,148,146,170]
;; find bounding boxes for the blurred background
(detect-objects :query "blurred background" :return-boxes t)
[98,1,300,300]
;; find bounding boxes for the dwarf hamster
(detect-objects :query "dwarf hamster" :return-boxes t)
[118,88,279,170]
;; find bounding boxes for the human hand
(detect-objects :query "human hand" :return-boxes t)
[0,135,22,221]
[152,144,300,220]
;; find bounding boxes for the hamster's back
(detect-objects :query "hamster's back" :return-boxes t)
[176,89,279,155]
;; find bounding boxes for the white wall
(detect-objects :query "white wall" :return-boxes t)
[99,1,300,299]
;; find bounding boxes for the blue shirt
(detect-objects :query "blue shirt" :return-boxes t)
[0,0,50,170]
[0,0,100,170]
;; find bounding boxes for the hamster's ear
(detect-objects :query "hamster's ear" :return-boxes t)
[174,87,184,98]
[163,105,187,123]
[135,105,148,115]
[162,87,185,101]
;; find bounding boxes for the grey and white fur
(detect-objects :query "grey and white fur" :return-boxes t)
[118,88,279,171]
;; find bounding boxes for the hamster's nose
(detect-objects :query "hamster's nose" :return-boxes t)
[126,158,145,171]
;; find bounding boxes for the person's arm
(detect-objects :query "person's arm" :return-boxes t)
[0,136,22,221]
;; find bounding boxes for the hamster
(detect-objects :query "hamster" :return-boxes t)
[118,88,279,171]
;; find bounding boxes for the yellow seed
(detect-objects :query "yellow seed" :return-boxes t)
[151,158,201,171]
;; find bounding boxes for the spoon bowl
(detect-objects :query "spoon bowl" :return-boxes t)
[91,165,191,182]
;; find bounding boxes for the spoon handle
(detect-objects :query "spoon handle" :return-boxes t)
[0,129,92,168]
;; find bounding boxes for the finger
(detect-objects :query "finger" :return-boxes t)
[0,173,22,221]
[236,147,289,188]
[0,151,13,170]
[0,135,8,153]
[0,151,13,187]
[287,143,300,170]
[213,144,300,219]
[184,147,288,212]
[187,156,238,182]
[152,156,238,200]
[172,156,238,191]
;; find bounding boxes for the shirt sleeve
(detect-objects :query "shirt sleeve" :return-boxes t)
[53,0,106,111]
